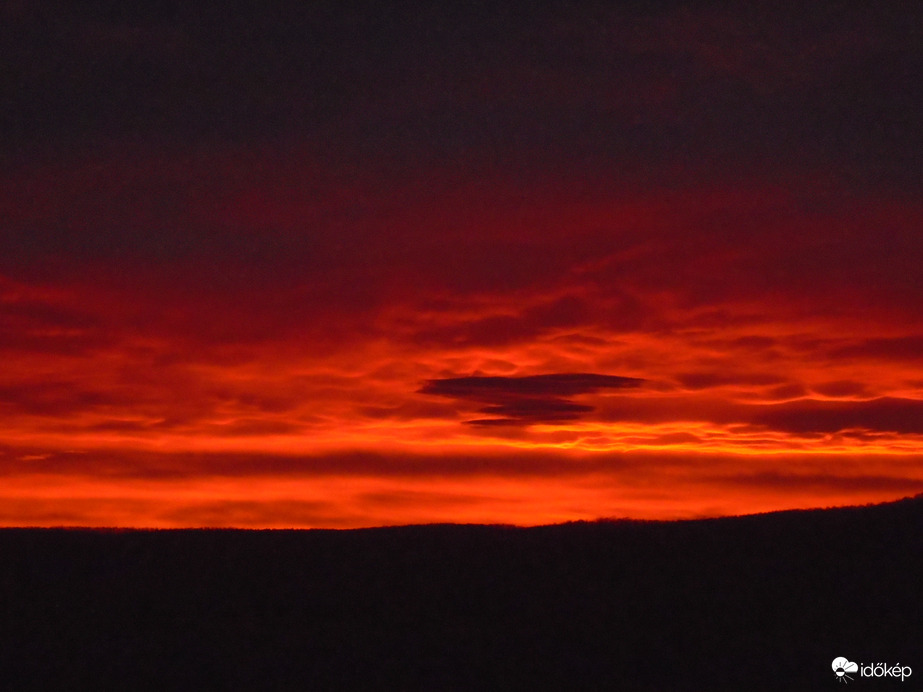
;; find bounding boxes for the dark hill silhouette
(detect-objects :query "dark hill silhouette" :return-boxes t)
[2,495,921,691]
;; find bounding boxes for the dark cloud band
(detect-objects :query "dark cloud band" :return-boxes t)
[420,373,644,426]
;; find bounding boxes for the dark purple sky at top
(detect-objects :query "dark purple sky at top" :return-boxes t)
[1,0,919,308]
[1,1,919,186]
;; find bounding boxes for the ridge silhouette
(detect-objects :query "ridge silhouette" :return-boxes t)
[2,494,921,690]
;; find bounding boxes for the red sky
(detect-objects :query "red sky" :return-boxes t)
[1,2,922,527]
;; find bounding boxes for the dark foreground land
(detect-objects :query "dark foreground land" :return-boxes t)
[1,497,921,691]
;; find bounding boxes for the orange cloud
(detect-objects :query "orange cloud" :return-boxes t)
[2,151,922,526]
[2,447,922,528]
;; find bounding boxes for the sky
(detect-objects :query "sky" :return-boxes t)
[1,0,922,527]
